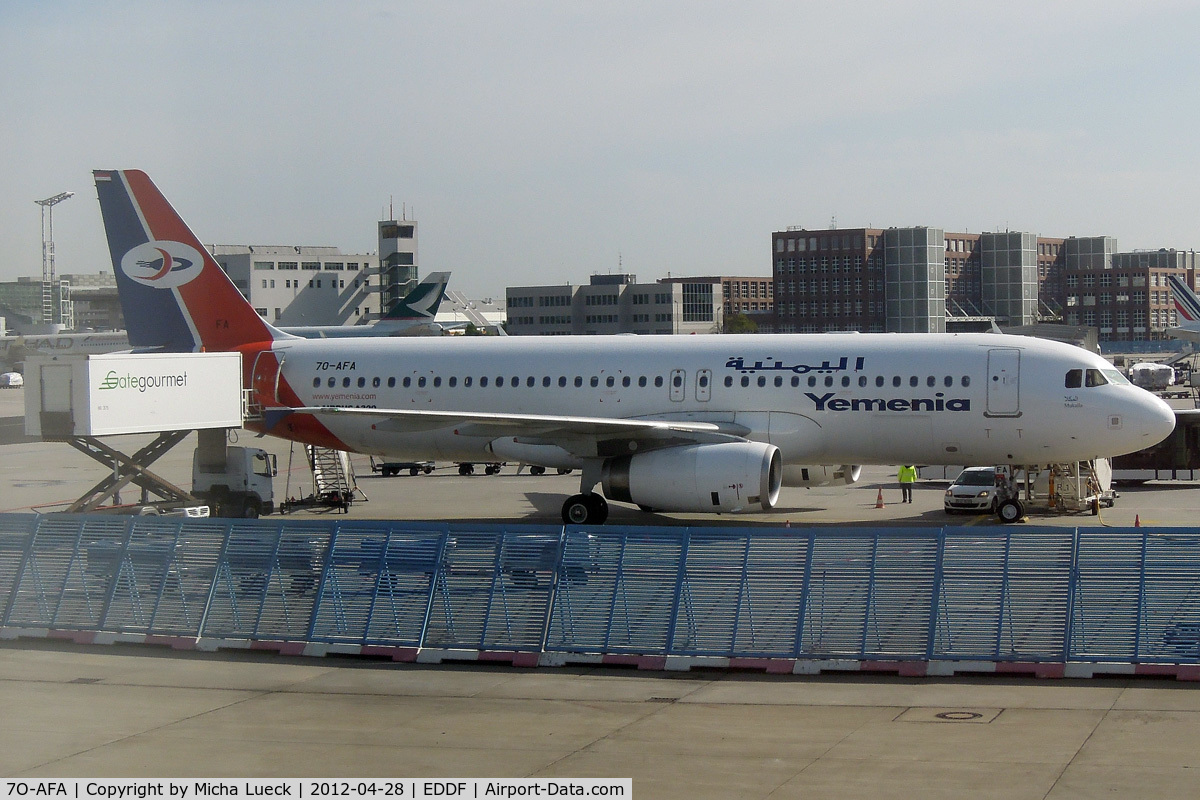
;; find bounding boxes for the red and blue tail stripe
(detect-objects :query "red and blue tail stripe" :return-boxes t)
[94,169,285,352]
[1168,274,1200,324]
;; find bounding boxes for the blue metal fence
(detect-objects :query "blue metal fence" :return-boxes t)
[3,512,1200,664]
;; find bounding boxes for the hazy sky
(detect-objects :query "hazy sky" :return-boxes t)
[3,1,1198,301]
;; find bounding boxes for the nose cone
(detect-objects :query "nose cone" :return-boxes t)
[1137,392,1177,448]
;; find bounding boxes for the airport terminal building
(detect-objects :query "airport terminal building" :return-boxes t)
[772,225,1199,345]
[506,274,722,335]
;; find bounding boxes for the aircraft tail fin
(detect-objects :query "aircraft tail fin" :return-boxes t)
[382,271,450,321]
[93,169,293,352]
[1168,274,1200,326]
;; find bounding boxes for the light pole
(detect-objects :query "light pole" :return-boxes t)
[35,191,74,326]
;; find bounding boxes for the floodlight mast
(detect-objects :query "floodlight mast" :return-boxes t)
[35,191,74,325]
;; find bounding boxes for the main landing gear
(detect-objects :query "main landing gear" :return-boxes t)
[562,493,608,525]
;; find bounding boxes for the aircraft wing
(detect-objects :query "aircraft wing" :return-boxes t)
[1166,326,1200,344]
[278,406,748,458]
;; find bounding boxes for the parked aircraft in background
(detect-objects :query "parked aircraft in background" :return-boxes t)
[95,169,1177,524]
[1166,274,1200,343]
[282,272,450,338]
[0,330,129,373]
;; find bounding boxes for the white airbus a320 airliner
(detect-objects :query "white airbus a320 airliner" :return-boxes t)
[94,170,1176,524]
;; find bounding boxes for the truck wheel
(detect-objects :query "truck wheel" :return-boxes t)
[423,465,434,474]
[242,500,260,519]
[410,467,420,476]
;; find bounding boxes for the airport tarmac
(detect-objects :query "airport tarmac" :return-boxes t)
[5,386,1200,795]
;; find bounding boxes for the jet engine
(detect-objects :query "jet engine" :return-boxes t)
[782,464,862,487]
[601,442,781,513]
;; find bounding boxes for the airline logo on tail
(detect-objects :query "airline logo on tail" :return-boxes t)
[1168,275,1200,324]
[121,241,205,288]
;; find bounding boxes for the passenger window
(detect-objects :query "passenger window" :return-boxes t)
[622,376,631,387]
[842,376,850,387]
[449,377,457,387]
[944,376,952,387]
[527,376,536,387]
[961,376,970,387]
[327,377,335,388]
[875,376,884,387]
[433,377,441,388]
[496,376,505,387]
[725,376,734,387]
[372,377,381,388]
[673,374,683,388]
[512,376,519,387]
[342,377,351,388]
[387,377,396,388]
[357,377,365,388]
[464,376,473,387]
[312,378,320,388]
[859,376,867,387]
[741,376,750,387]
[590,376,599,387]
[574,377,583,387]
[606,376,615,387]
[403,377,411,388]
[655,376,664,388]
[757,376,766,387]
[638,376,647,387]
[542,376,550,387]
[808,376,817,387]
[892,376,901,387]
[791,376,800,387]
[774,376,783,387]
[1065,369,1082,389]
[699,375,709,388]
[909,376,918,387]
[418,377,426,388]
[558,376,567,387]
[926,376,935,387]
[481,377,489,387]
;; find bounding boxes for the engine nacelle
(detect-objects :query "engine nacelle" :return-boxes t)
[601,442,781,513]
[782,464,862,487]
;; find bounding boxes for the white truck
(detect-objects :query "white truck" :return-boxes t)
[24,352,275,518]
[192,443,277,518]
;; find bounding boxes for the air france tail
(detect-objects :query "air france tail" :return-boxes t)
[94,169,292,353]
[1166,274,1200,343]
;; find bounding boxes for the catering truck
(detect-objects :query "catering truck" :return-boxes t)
[24,352,274,517]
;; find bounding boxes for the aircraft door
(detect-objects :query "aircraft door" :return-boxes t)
[670,369,686,402]
[250,350,286,407]
[985,348,1021,417]
[696,369,712,402]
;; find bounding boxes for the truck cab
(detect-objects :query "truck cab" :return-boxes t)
[192,444,277,518]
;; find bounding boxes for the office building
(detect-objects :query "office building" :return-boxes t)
[506,274,722,335]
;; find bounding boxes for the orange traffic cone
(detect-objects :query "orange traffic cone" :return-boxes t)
[876,487,885,509]
[1135,514,1141,528]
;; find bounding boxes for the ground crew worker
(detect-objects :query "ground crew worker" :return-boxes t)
[898,465,917,503]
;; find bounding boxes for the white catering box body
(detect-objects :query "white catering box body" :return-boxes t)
[25,352,244,437]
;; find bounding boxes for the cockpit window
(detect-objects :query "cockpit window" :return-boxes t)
[1101,368,1129,385]
[1085,368,1107,387]
[1065,369,1082,389]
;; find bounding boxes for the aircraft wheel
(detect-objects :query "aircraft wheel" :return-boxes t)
[458,463,474,476]
[997,498,1024,524]
[530,466,546,476]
